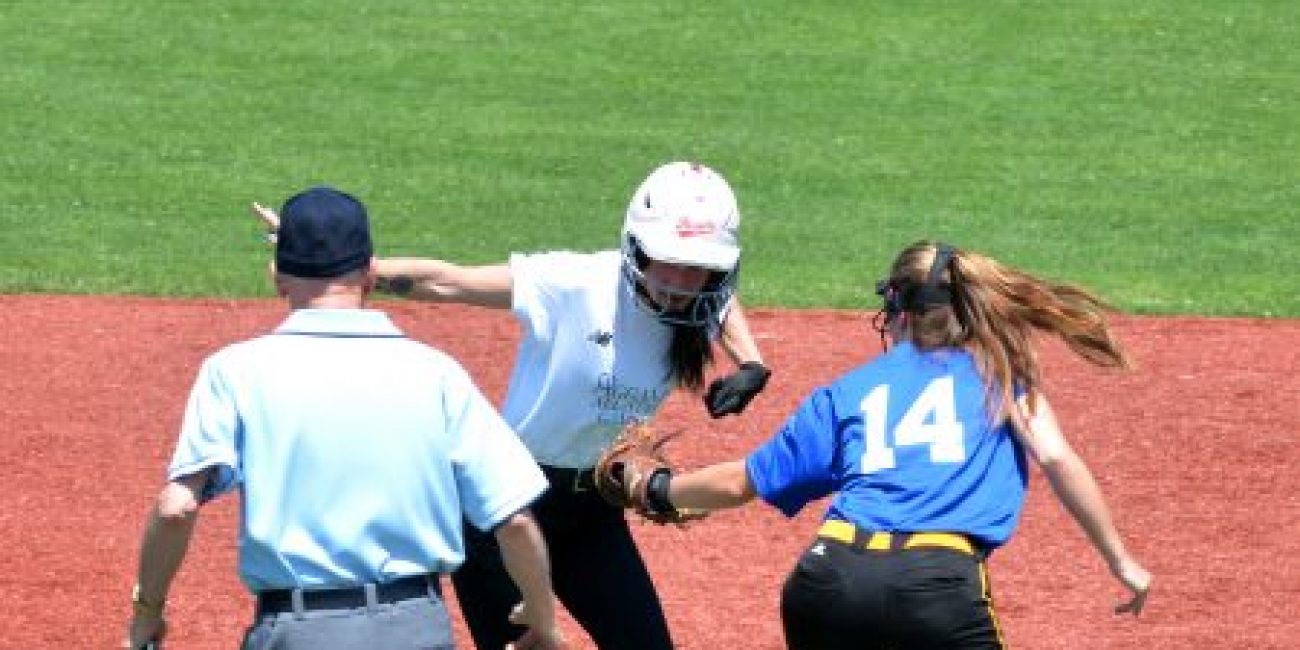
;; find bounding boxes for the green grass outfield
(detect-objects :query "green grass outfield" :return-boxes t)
[2,1,1296,315]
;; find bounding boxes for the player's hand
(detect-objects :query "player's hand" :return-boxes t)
[250,202,281,249]
[1111,558,1151,616]
[704,361,771,418]
[506,601,567,649]
[250,202,280,277]
[251,202,281,232]
[123,612,166,649]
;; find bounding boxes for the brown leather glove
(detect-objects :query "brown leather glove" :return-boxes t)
[593,421,707,525]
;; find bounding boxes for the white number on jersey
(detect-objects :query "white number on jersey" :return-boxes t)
[858,376,965,474]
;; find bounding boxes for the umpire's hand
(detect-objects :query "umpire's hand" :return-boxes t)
[506,602,568,649]
[124,611,165,649]
[704,362,771,417]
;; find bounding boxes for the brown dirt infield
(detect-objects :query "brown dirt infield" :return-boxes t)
[2,295,1297,649]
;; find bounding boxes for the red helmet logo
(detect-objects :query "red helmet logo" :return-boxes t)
[675,216,717,238]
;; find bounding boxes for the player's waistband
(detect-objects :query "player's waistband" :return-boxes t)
[818,520,977,556]
[540,464,598,493]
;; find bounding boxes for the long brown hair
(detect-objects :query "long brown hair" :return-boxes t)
[669,323,714,391]
[885,241,1130,427]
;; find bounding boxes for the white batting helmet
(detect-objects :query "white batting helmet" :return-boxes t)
[620,161,741,327]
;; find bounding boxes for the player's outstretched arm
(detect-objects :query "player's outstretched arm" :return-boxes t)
[1011,395,1152,616]
[249,201,513,309]
[373,258,513,309]
[667,459,757,511]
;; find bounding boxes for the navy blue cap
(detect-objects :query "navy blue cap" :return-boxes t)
[275,186,373,278]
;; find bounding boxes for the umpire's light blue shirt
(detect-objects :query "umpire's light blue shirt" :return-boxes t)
[168,309,547,592]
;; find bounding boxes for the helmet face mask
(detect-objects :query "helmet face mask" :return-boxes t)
[621,236,736,327]
[620,162,741,328]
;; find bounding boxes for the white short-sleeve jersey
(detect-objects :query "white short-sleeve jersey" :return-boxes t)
[504,250,676,468]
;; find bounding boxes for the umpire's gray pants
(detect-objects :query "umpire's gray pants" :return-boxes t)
[240,590,453,649]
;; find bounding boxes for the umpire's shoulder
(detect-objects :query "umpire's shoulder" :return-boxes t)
[395,340,478,382]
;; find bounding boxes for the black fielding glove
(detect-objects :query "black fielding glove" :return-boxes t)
[704,361,771,418]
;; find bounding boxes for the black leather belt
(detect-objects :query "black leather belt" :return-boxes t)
[256,573,439,616]
[541,464,598,492]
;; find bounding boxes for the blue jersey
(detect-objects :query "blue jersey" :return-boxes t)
[746,342,1028,549]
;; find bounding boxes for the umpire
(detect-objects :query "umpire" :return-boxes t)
[124,187,565,649]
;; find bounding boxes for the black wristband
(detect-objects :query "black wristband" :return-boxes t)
[644,468,675,514]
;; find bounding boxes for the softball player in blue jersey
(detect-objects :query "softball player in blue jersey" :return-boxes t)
[629,241,1151,649]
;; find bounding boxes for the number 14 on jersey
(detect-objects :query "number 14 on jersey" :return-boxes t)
[858,376,966,474]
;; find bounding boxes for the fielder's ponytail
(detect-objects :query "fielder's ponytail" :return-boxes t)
[888,242,1130,427]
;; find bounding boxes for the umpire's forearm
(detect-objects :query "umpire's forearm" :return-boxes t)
[493,509,558,622]
[135,478,204,605]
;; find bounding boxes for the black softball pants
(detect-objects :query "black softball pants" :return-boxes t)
[780,532,1005,649]
[451,466,674,650]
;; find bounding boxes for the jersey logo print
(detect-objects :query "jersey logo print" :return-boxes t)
[587,330,613,346]
[858,375,966,474]
[809,542,826,556]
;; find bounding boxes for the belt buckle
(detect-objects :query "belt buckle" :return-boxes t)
[571,468,590,493]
